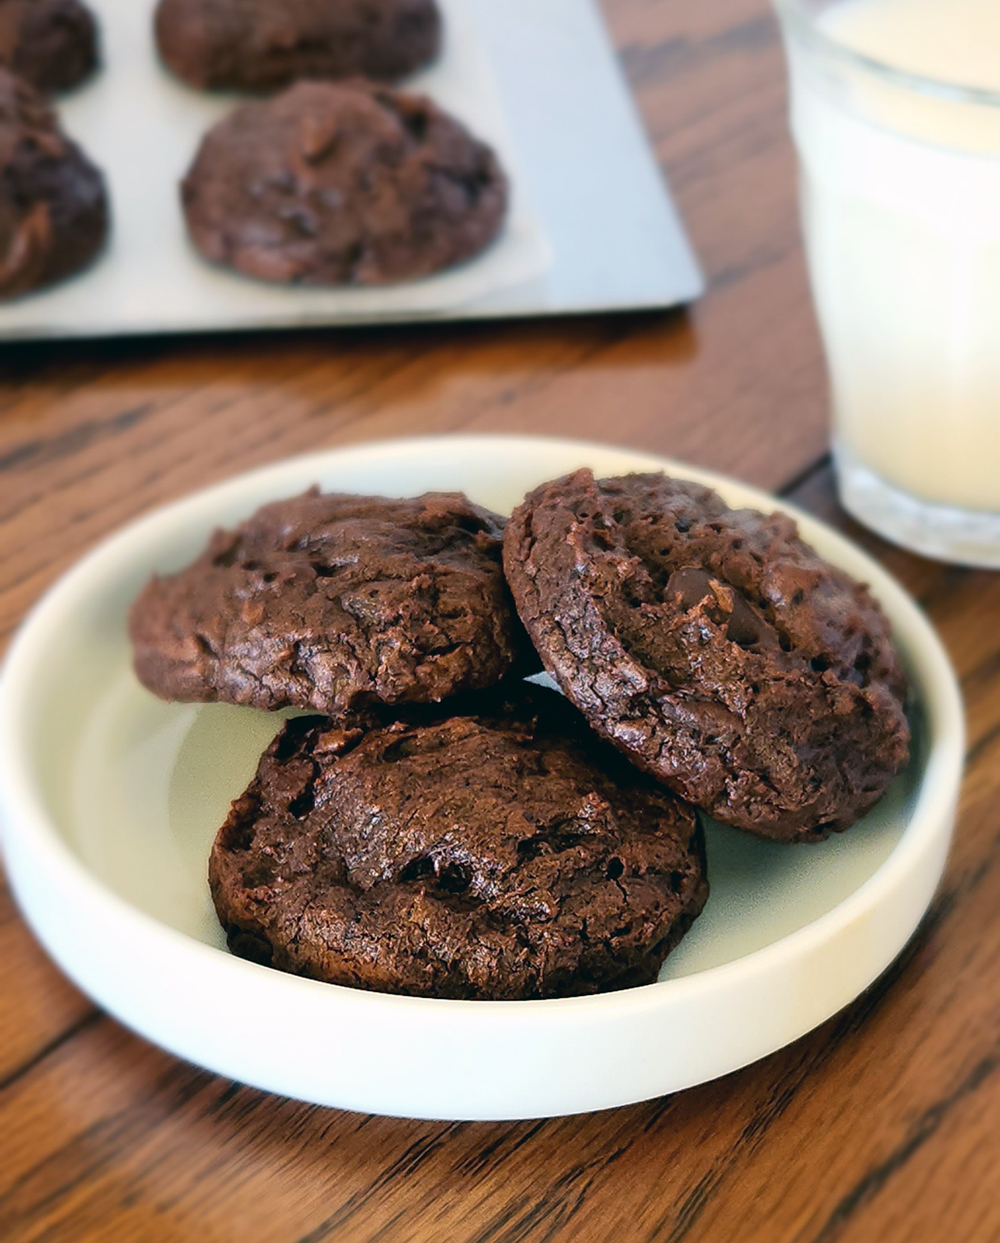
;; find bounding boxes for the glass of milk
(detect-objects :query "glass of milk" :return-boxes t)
[775,0,1000,565]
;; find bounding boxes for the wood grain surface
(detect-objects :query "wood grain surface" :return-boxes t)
[0,1,993,1240]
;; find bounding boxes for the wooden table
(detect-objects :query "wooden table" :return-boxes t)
[1,2,997,1240]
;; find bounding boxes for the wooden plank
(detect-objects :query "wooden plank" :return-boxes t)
[0,879,95,1088]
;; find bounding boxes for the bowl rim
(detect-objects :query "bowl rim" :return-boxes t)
[0,433,965,1022]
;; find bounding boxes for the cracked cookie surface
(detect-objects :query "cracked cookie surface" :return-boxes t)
[129,487,534,715]
[180,79,507,286]
[209,685,708,1000]
[155,0,440,91]
[503,469,910,843]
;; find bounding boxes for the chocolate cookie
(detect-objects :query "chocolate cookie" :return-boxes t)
[0,68,107,297]
[503,470,910,843]
[155,0,440,91]
[210,686,709,1000]
[180,80,507,285]
[0,0,98,93]
[130,488,535,715]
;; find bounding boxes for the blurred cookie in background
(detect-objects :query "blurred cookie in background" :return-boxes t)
[155,0,441,91]
[180,79,508,286]
[0,68,107,298]
[0,0,98,93]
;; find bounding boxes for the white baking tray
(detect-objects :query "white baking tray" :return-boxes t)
[0,0,703,339]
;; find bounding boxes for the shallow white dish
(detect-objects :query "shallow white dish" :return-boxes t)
[0,436,963,1121]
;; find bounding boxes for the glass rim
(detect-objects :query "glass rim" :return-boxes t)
[773,0,1000,110]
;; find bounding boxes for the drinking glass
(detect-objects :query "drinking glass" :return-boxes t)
[775,0,1000,565]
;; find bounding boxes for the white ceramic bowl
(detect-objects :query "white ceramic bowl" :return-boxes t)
[0,436,963,1121]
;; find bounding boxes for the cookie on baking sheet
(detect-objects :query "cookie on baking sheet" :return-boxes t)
[503,469,910,843]
[180,79,507,286]
[154,0,440,91]
[129,488,536,716]
[0,0,98,93]
[0,69,107,298]
[209,685,709,1000]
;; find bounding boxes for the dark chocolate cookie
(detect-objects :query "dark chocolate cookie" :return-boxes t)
[503,470,910,843]
[130,488,535,715]
[155,0,440,91]
[0,68,107,297]
[210,685,709,1000]
[180,79,507,285]
[0,0,98,93]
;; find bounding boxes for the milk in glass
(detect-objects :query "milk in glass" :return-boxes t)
[783,0,1000,562]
